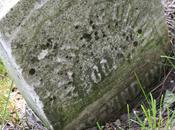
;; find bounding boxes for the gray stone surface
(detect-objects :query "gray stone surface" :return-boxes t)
[0,0,169,130]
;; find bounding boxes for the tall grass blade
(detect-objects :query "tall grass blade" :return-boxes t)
[96,122,102,130]
[127,104,131,128]
[134,72,149,105]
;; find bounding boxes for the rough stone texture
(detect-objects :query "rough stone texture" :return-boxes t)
[0,0,169,130]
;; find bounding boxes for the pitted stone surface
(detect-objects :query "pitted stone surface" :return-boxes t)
[0,0,169,129]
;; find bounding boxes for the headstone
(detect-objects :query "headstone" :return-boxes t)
[0,0,169,129]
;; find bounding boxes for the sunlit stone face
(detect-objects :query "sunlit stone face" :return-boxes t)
[10,0,154,103]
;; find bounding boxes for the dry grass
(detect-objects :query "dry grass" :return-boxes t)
[0,61,17,127]
[0,78,14,122]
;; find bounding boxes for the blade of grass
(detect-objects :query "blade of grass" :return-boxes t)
[150,94,157,129]
[1,80,13,130]
[134,72,149,105]
[158,95,164,129]
[141,105,152,128]
[130,119,143,126]
[127,104,131,128]
[170,109,175,129]
[165,107,170,130]
[161,55,175,69]
[132,109,145,128]
[161,56,175,60]
[96,122,102,130]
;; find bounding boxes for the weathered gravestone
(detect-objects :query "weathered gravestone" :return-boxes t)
[0,0,170,129]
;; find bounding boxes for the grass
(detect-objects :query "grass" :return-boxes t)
[127,94,175,130]
[96,122,103,130]
[131,94,164,129]
[96,55,175,130]
[127,69,175,130]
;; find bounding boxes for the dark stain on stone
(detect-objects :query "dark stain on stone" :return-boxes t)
[92,24,96,29]
[82,33,92,42]
[121,45,127,50]
[137,29,142,34]
[47,38,54,45]
[40,79,43,82]
[67,82,72,85]
[170,13,174,19]
[115,21,118,27]
[126,36,129,41]
[126,53,131,63]
[31,57,39,63]
[75,25,79,29]
[58,72,63,76]
[130,34,134,41]
[95,36,99,40]
[94,31,98,36]
[50,96,56,101]
[89,20,93,25]
[29,68,36,75]
[133,41,138,47]
[53,44,58,49]
[116,53,124,59]
[87,44,92,49]
[41,44,47,50]
[82,44,86,48]
[102,31,106,38]
[94,31,99,40]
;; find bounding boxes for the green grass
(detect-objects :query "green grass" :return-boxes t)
[96,55,175,130]
[127,94,175,130]
[127,70,175,130]
[96,122,103,130]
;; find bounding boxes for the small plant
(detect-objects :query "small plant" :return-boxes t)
[127,94,164,129]
[96,122,103,130]
[127,72,175,130]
